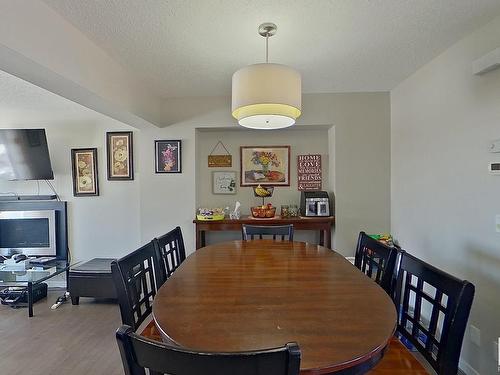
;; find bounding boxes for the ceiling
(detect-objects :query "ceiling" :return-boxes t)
[37,1,500,98]
[0,70,113,126]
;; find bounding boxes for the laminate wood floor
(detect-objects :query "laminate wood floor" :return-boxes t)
[0,289,123,375]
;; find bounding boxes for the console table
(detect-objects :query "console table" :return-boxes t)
[193,216,335,249]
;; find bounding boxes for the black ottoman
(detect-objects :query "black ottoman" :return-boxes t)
[68,258,117,305]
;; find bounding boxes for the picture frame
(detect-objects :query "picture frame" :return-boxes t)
[106,131,134,180]
[155,140,182,173]
[212,171,237,194]
[71,148,99,196]
[240,145,291,186]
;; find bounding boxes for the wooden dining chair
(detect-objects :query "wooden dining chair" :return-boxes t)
[354,231,397,295]
[242,224,294,241]
[153,226,186,284]
[111,241,164,341]
[368,252,475,375]
[116,325,301,375]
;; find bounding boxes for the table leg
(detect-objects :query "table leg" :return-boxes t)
[195,227,201,250]
[27,282,33,317]
[326,227,332,249]
[319,230,325,247]
[201,230,206,248]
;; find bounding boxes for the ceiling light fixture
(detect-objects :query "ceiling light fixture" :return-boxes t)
[232,23,302,129]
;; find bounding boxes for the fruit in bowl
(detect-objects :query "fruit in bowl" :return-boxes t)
[251,203,276,218]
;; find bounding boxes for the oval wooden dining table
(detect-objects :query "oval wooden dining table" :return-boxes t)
[153,240,396,374]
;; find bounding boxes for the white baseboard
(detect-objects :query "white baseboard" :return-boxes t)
[459,358,480,375]
[47,281,66,288]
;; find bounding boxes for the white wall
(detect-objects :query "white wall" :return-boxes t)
[140,92,391,256]
[391,15,500,375]
[0,121,141,261]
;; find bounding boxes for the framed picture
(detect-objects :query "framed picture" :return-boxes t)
[240,145,291,186]
[212,171,237,194]
[155,140,182,173]
[106,131,134,180]
[71,148,99,196]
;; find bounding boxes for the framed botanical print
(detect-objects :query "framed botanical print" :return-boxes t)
[106,131,133,180]
[240,145,291,186]
[71,148,99,196]
[155,140,182,173]
[212,171,237,194]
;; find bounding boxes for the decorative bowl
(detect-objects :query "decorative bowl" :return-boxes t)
[251,206,276,218]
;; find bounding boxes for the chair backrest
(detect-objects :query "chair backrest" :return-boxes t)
[111,241,163,331]
[116,325,301,375]
[394,252,475,375]
[153,226,186,283]
[354,232,397,294]
[242,224,294,241]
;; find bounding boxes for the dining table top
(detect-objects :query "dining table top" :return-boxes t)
[152,240,397,374]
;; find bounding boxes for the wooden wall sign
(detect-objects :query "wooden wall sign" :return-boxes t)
[208,155,232,167]
[297,154,322,191]
[208,140,232,167]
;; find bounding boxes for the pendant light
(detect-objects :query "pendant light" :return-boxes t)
[232,23,302,129]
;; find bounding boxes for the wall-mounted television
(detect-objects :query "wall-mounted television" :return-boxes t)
[0,129,54,180]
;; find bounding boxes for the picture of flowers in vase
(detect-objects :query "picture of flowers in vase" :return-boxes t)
[71,148,99,196]
[155,140,182,173]
[106,131,134,180]
[240,146,290,186]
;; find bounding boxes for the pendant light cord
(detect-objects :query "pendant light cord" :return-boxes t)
[266,34,269,63]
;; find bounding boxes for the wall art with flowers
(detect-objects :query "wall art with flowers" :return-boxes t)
[155,140,182,173]
[71,148,99,196]
[106,131,134,180]
[240,146,290,186]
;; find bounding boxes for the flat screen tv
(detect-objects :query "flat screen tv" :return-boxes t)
[0,129,54,180]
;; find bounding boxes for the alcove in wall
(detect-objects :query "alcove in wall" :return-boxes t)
[195,125,335,244]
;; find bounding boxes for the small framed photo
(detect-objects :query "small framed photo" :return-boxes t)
[71,148,99,196]
[212,171,237,194]
[240,145,291,186]
[155,140,182,173]
[106,131,134,180]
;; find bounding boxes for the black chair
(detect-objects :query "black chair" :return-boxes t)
[242,224,294,241]
[390,252,475,375]
[354,231,397,295]
[111,241,164,333]
[153,226,186,283]
[116,325,301,375]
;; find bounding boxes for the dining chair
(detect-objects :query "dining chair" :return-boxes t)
[116,325,301,375]
[368,252,475,375]
[354,231,397,295]
[111,241,164,341]
[153,226,186,283]
[242,224,294,241]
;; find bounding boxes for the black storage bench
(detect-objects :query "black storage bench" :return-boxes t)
[68,258,117,305]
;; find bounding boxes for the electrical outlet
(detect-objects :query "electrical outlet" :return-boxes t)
[470,325,481,346]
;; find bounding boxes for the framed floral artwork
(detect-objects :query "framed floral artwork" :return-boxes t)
[155,140,182,173]
[71,148,99,196]
[212,171,237,194]
[106,131,133,180]
[240,146,291,186]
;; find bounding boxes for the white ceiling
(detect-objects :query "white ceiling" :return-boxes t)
[42,0,500,98]
[0,70,112,126]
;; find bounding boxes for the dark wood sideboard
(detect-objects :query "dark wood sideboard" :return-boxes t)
[193,216,335,249]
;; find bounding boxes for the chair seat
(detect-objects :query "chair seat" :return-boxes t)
[140,320,162,341]
[368,338,429,374]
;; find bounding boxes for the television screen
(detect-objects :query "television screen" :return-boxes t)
[0,129,54,180]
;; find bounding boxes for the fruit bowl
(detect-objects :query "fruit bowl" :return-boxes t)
[251,205,276,218]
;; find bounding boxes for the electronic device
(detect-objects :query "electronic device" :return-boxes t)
[0,283,48,306]
[0,210,57,256]
[29,256,57,265]
[300,191,331,217]
[0,128,54,181]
